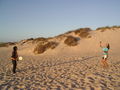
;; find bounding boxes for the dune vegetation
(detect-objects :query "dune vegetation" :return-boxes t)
[96,26,120,32]
[64,36,79,46]
[74,28,92,38]
[34,41,58,54]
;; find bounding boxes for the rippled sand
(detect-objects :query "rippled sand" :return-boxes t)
[0,50,120,90]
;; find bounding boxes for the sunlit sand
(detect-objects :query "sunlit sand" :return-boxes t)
[0,28,120,89]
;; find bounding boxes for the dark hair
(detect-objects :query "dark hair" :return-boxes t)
[107,43,110,50]
[13,46,17,51]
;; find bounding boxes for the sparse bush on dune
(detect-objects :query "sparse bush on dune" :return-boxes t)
[34,44,46,54]
[54,34,66,41]
[20,40,26,45]
[19,38,34,45]
[32,37,47,44]
[65,31,73,34]
[74,28,92,38]
[0,42,16,47]
[7,42,16,45]
[112,25,120,28]
[87,35,92,38]
[46,37,54,40]
[64,36,79,46]
[26,38,34,41]
[74,28,91,34]
[96,26,120,32]
[79,32,90,38]
[33,41,58,54]
[0,43,8,47]
[55,34,65,38]
[96,26,111,32]
[45,41,58,49]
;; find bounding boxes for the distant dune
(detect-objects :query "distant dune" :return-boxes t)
[10,26,120,56]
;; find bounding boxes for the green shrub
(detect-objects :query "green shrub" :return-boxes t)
[64,36,78,46]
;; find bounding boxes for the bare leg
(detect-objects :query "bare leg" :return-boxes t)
[100,59,106,68]
[104,59,109,68]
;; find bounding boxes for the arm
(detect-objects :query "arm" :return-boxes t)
[11,57,15,60]
[11,51,18,60]
[11,51,14,60]
[100,41,103,48]
[107,43,110,50]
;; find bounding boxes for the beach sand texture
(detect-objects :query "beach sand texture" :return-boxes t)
[0,28,120,90]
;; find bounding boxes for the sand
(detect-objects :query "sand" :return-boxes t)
[0,29,120,90]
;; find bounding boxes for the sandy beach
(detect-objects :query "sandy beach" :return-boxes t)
[0,28,120,90]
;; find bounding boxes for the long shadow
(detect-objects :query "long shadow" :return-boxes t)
[17,56,98,73]
[45,56,97,67]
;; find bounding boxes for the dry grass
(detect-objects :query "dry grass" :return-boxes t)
[32,37,47,44]
[96,26,111,32]
[20,38,34,45]
[55,34,65,38]
[54,34,66,41]
[26,38,34,41]
[46,37,54,40]
[96,26,120,32]
[87,35,92,38]
[45,41,58,49]
[7,42,16,46]
[34,41,58,54]
[74,28,92,38]
[79,32,90,38]
[65,31,73,34]
[64,36,79,46]
[0,42,16,47]
[0,43,8,47]
[112,25,120,28]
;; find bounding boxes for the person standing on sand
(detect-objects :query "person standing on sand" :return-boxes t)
[11,46,18,74]
[100,41,110,68]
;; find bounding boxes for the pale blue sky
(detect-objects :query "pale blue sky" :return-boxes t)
[0,0,120,42]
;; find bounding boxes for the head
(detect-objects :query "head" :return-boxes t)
[106,43,110,49]
[13,46,17,51]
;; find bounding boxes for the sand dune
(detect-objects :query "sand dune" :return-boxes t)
[0,27,120,89]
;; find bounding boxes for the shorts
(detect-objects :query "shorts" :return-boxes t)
[102,55,108,59]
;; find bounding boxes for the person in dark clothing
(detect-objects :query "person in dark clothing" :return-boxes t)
[11,46,18,74]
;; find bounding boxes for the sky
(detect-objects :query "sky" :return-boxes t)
[0,0,120,42]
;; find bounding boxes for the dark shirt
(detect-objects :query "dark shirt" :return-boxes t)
[11,51,18,59]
